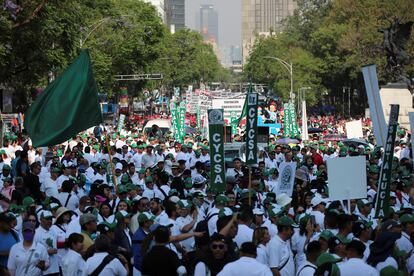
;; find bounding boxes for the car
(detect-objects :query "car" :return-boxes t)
[143,119,171,135]
[342,138,374,150]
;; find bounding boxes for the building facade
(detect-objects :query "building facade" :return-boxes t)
[242,0,297,63]
[165,0,185,32]
[199,4,219,45]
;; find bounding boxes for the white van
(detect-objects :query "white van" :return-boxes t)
[143,119,171,135]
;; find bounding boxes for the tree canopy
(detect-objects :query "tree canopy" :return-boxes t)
[244,0,414,112]
[0,0,224,107]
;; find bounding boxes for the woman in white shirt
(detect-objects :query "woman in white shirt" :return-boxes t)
[253,226,270,265]
[61,233,86,276]
[292,214,315,270]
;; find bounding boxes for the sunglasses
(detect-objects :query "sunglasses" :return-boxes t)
[211,243,226,250]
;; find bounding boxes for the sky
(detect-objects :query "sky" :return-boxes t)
[185,0,241,47]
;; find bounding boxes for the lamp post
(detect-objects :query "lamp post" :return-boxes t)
[79,15,136,48]
[263,56,293,101]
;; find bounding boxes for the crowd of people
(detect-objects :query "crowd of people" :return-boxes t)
[0,117,412,276]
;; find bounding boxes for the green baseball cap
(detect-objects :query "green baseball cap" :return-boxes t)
[177,199,192,209]
[2,164,11,171]
[319,230,334,241]
[145,176,153,184]
[214,195,229,205]
[115,210,131,220]
[22,196,35,207]
[218,207,233,218]
[268,204,284,217]
[277,216,298,227]
[138,212,155,223]
[400,214,414,224]
[380,266,404,276]
[316,252,342,266]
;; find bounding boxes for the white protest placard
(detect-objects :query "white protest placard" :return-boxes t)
[345,119,363,138]
[327,156,367,200]
[276,162,297,196]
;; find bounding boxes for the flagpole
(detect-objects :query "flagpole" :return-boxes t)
[106,134,118,192]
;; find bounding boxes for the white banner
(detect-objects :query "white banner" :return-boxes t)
[361,65,387,147]
[301,100,308,140]
[276,162,297,196]
[409,112,414,160]
[345,119,363,138]
[212,98,245,123]
[327,156,367,200]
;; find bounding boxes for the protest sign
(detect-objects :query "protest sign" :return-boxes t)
[345,119,364,139]
[276,162,297,196]
[117,114,125,132]
[361,65,387,147]
[327,156,367,200]
[245,93,258,165]
[374,104,399,218]
[179,101,186,141]
[208,109,225,192]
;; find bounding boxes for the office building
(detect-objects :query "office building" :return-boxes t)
[242,0,297,63]
[165,0,185,32]
[199,4,219,45]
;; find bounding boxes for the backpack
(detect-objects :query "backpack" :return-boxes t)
[195,212,218,236]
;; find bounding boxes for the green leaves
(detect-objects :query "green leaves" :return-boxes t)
[245,0,414,111]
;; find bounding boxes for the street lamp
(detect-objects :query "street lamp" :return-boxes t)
[79,15,136,48]
[263,56,293,101]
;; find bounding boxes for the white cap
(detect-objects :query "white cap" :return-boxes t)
[253,208,264,216]
[311,196,324,207]
[276,193,292,207]
[169,196,180,203]
[115,163,123,171]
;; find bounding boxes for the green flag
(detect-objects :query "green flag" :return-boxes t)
[375,104,399,218]
[208,109,225,193]
[24,50,102,147]
[245,93,258,165]
[235,83,252,126]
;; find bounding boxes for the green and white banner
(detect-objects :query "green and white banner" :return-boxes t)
[283,102,298,137]
[179,101,186,141]
[375,104,399,218]
[171,103,180,141]
[230,111,238,135]
[246,93,258,165]
[289,102,299,137]
[208,109,226,192]
[196,105,201,129]
[117,114,126,132]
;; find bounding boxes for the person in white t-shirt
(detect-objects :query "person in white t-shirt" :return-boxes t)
[8,221,49,276]
[267,216,297,276]
[61,233,86,276]
[218,242,272,276]
[84,235,128,276]
[338,240,378,276]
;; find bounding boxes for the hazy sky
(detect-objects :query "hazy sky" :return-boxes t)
[185,0,241,47]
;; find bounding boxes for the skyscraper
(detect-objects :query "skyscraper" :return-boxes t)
[242,0,297,63]
[165,0,185,32]
[199,4,219,45]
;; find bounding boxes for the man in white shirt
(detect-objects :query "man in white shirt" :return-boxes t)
[141,145,157,169]
[85,235,128,276]
[41,167,60,198]
[234,208,254,248]
[297,241,321,276]
[396,214,414,255]
[218,242,272,276]
[33,210,60,276]
[132,144,144,169]
[338,240,379,276]
[267,216,297,276]
[310,196,326,231]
